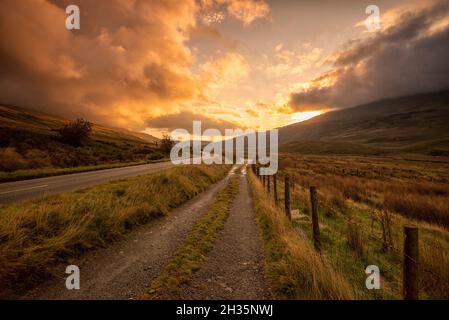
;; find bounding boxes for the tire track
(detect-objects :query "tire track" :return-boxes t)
[23,168,236,300]
[176,165,272,299]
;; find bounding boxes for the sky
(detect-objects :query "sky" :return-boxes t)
[1,0,449,138]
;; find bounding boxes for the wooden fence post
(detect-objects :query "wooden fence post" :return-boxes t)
[403,225,419,300]
[267,175,271,193]
[273,174,278,206]
[284,175,291,220]
[310,186,321,252]
[263,175,266,188]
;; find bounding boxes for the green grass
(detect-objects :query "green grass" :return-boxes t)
[0,158,169,183]
[143,175,240,299]
[0,165,230,298]
[275,153,449,299]
[291,189,449,299]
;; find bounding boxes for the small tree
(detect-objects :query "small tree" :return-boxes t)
[58,118,92,146]
[160,134,174,154]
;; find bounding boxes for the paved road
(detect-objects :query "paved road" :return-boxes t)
[0,161,175,204]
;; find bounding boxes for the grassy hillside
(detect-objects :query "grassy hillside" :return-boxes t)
[0,105,162,174]
[279,90,449,156]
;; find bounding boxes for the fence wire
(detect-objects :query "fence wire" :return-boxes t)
[254,170,448,295]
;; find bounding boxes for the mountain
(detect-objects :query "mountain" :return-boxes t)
[279,90,449,156]
[0,105,162,172]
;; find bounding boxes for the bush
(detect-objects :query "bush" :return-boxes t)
[57,118,92,146]
[160,134,175,154]
[147,151,164,160]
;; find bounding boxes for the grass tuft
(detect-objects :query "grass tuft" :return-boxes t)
[248,171,355,300]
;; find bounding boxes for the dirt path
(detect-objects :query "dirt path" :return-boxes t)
[23,169,236,300]
[176,165,271,299]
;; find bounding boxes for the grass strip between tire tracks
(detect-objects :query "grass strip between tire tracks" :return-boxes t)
[143,175,240,299]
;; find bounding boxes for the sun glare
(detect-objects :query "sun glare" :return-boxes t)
[291,111,323,123]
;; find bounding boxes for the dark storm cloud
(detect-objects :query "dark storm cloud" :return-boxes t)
[290,0,449,111]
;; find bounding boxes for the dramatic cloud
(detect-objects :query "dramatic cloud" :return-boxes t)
[0,0,201,128]
[224,0,270,25]
[289,0,449,112]
[200,0,270,25]
[2,0,447,133]
[0,0,269,131]
[200,52,250,89]
[265,45,323,78]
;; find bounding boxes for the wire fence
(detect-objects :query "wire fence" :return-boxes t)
[251,165,448,299]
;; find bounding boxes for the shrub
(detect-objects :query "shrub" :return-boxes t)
[57,118,92,146]
[160,134,175,154]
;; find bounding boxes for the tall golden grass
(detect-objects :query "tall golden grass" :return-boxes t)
[281,154,449,229]
[0,165,229,296]
[420,238,449,299]
[248,171,354,300]
[279,154,449,299]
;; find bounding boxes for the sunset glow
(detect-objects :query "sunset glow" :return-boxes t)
[1,0,449,136]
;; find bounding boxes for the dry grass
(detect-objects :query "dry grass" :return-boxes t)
[383,192,449,228]
[346,219,364,257]
[0,165,229,296]
[280,154,449,228]
[248,171,354,300]
[279,153,449,299]
[420,238,449,299]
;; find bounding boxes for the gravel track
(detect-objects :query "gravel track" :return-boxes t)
[23,172,233,300]
[176,165,271,300]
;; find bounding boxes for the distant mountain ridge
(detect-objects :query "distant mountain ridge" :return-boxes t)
[279,89,449,156]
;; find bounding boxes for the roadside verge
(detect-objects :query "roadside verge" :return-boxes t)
[248,170,354,300]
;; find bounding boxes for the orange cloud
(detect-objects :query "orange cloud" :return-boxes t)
[200,0,270,25]
[200,52,250,89]
[224,0,270,25]
[245,109,259,117]
[0,0,200,129]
